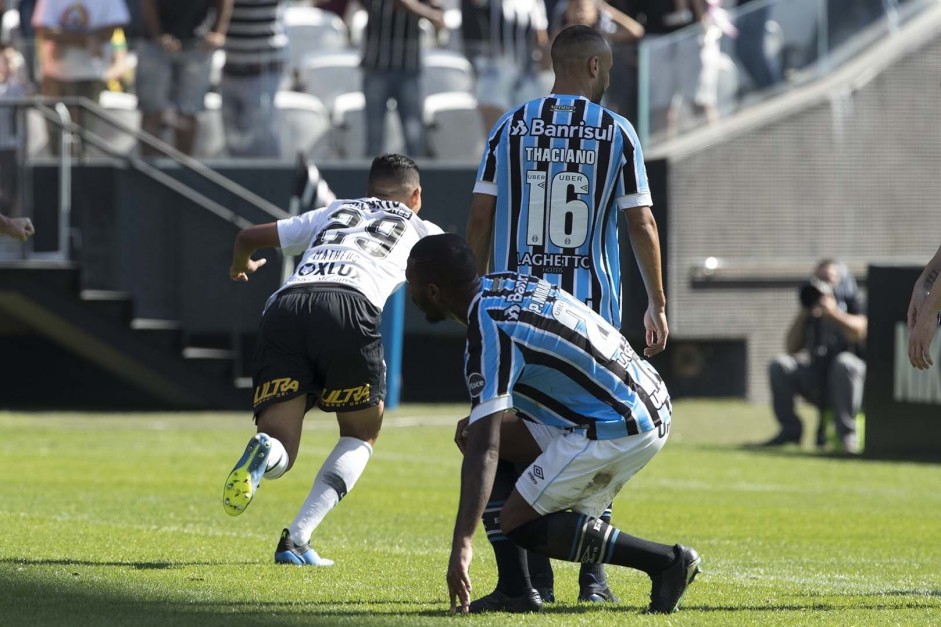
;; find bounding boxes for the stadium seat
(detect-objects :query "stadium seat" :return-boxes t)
[210,49,225,89]
[193,91,226,158]
[421,49,475,98]
[88,90,141,156]
[422,91,483,161]
[331,91,404,160]
[297,49,363,112]
[26,108,49,157]
[274,91,332,160]
[1,8,18,45]
[284,6,349,78]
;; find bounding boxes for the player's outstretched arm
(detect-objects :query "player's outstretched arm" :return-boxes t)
[230,223,279,281]
[447,412,501,614]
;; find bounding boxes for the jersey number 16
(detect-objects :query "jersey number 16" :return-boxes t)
[526,170,591,249]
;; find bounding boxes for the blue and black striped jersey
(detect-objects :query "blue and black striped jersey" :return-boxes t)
[474,94,651,329]
[465,273,670,437]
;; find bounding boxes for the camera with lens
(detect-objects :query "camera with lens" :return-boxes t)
[798,276,832,308]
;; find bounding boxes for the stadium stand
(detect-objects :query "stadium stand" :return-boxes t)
[89,90,141,157]
[297,49,362,112]
[194,91,226,158]
[330,91,405,159]
[283,5,350,79]
[274,90,332,160]
[422,91,483,161]
[421,49,475,99]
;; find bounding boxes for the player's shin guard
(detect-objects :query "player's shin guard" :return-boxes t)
[482,459,533,597]
[507,511,676,575]
[289,436,373,547]
[578,506,612,590]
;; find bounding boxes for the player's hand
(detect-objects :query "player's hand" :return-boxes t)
[447,542,473,615]
[908,314,937,370]
[229,257,267,281]
[453,416,470,455]
[643,304,668,357]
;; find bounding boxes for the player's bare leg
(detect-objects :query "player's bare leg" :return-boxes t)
[279,402,384,566]
[223,395,305,516]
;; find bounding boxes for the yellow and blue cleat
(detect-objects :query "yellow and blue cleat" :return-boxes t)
[223,433,271,516]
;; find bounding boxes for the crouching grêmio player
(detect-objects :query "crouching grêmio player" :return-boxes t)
[404,233,701,614]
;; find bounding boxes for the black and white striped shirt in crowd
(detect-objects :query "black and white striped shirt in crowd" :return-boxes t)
[224,0,287,72]
[461,0,548,67]
[361,0,426,72]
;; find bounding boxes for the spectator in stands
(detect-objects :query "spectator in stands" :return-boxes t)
[137,0,232,156]
[907,244,941,370]
[462,0,550,133]
[627,0,705,137]
[32,0,129,154]
[0,211,32,240]
[0,46,26,219]
[4,0,38,84]
[221,0,286,158]
[761,260,867,454]
[549,0,643,119]
[733,0,780,94]
[361,0,444,158]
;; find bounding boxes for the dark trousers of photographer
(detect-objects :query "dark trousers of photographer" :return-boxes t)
[769,351,866,448]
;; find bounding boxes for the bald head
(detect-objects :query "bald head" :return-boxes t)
[550,25,612,103]
[551,24,611,74]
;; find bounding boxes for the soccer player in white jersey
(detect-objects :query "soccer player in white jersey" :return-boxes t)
[405,233,700,615]
[465,24,667,605]
[222,154,443,566]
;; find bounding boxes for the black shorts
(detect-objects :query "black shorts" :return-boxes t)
[251,285,385,416]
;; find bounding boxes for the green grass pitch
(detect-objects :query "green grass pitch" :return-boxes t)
[1,400,939,626]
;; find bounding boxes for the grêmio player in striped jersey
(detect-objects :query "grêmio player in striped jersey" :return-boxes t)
[464,24,668,609]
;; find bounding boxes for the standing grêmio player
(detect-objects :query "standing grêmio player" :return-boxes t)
[222,154,442,565]
[465,24,667,607]
[404,233,700,615]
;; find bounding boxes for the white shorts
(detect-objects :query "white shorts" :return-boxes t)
[517,420,670,518]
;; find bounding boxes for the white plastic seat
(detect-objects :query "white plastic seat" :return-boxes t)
[331,91,404,160]
[88,90,141,156]
[193,91,226,158]
[274,90,332,160]
[284,6,349,76]
[422,49,474,98]
[297,49,363,112]
[422,91,483,161]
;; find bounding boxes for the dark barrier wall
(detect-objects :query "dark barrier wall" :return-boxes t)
[864,265,941,461]
[28,159,707,404]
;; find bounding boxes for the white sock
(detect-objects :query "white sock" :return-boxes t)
[262,435,289,480]
[289,436,373,545]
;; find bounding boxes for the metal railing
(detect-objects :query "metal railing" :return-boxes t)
[11,95,290,261]
[636,0,935,147]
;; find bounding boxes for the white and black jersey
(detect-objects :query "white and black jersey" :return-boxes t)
[461,0,548,66]
[272,197,443,311]
[224,0,286,72]
[361,0,426,72]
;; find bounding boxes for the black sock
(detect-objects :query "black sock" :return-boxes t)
[578,506,612,589]
[481,459,532,596]
[507,511,675,576]
[514,462,553,594]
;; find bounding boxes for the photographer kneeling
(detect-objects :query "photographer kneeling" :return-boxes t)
[761,259,867,453]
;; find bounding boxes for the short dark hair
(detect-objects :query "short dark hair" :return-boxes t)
[368,153,420,192]
[551,24,610,70]
[409,233,478,286]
